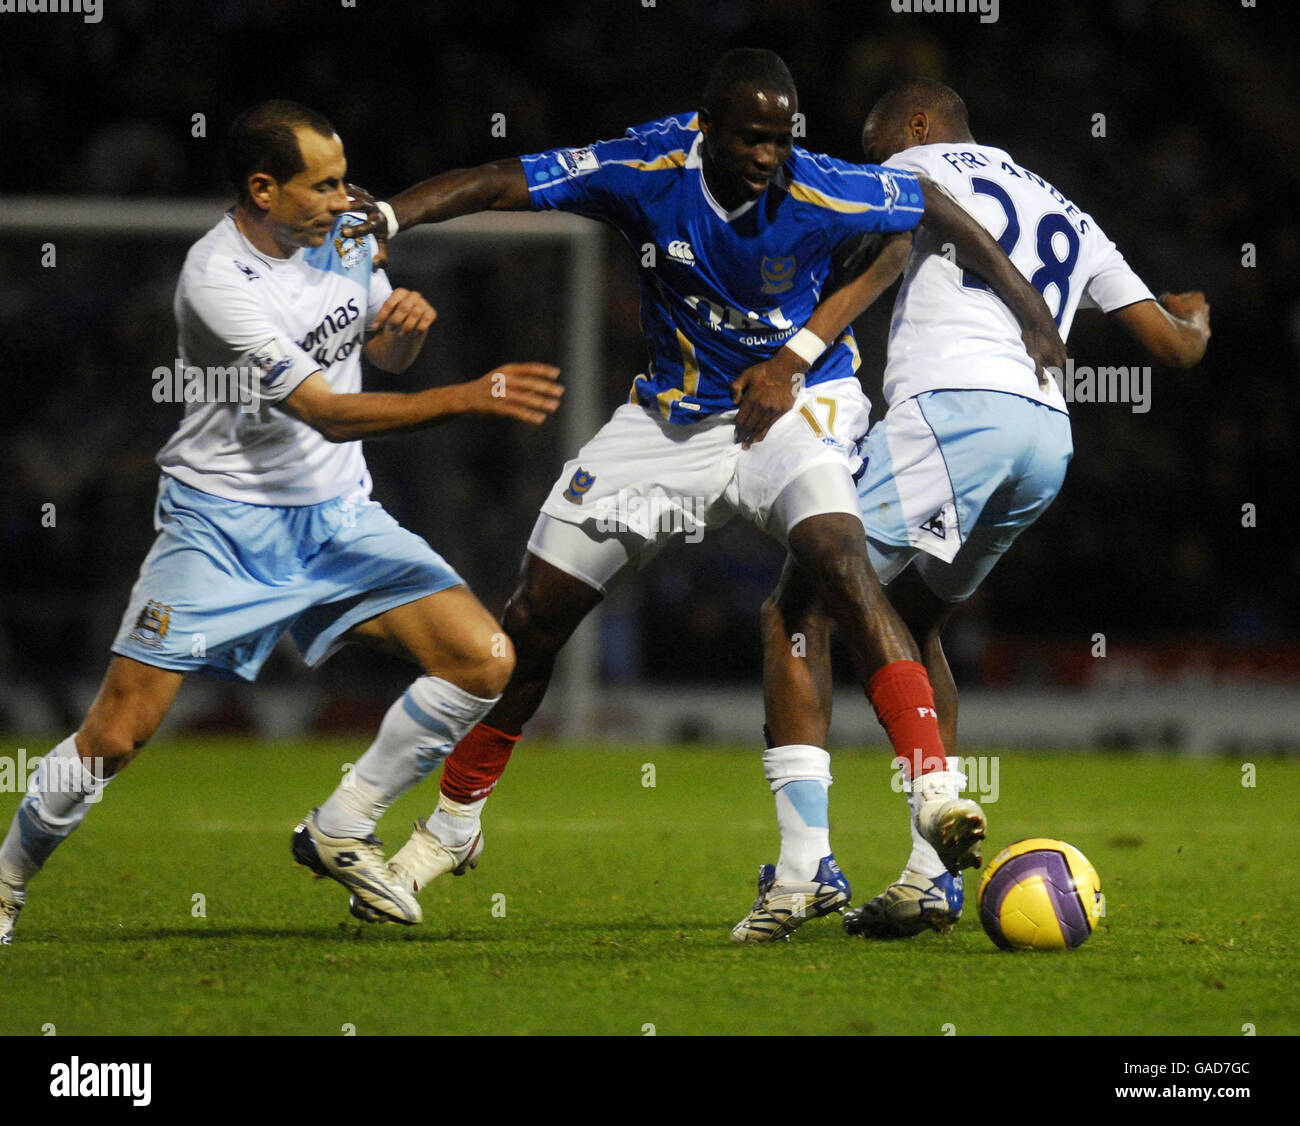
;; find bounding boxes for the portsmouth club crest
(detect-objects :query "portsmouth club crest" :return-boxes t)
[760,255,796,294]
[128,600,172,649]
[563,467,596,505]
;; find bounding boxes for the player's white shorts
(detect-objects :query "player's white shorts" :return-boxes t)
[528,376,870,593]
[857,390,1073,602]
[111,475,463,681]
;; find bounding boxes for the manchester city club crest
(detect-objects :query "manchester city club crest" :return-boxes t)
[333,232,365,271]
[127,600,173,648]
[760,255,796,294]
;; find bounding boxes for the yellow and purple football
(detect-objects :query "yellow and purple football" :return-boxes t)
[977,838,1102,951]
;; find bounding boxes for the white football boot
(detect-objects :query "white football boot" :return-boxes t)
[348,819,482,923]
[730,854,851,942]
[0,880,22,946]
[911,768,986,875]
[843,868,964,938]
[292,809,422,925]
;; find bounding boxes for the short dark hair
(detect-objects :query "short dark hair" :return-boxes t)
[701,48,796,122]
[868,78,970,138]
[226,100,337,202]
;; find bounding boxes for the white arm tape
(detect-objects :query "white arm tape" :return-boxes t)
[784,327,827,366]
[376,200,399,240]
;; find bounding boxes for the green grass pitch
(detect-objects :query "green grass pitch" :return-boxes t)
[0,738,1295,1036]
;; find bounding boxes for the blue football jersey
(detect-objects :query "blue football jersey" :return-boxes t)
[522,113,924,424]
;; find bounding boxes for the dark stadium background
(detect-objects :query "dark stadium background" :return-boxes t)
[1,0,1296,737]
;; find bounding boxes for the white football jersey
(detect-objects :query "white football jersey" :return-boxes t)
[879,142,1154,411]
[155,211,392,506]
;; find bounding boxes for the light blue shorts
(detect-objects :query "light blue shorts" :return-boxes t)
[111,476,463,681]
[856,390,1072,602]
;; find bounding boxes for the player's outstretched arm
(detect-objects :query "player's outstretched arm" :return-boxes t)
[342,159,531,239]
[278,362,563,442]
[1111,292,1211,368]
[913,174,1067,383]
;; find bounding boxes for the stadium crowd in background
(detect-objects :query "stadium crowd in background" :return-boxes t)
[2,1,1295,734]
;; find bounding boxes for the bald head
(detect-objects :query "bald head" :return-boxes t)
[862,78,972,164]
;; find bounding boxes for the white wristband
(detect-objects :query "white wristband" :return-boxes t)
[784,327,827,366]
[376,200,399,240]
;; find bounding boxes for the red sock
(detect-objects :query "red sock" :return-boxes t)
[440,723,521,802]
[865,659,946,781]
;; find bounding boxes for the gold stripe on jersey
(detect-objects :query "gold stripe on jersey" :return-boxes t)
[609,150,689,173]
[787,180,876,214]
[635,328,701,420]
[838,329,861,371]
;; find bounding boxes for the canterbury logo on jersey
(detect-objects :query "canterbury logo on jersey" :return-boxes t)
[667,240,695,266]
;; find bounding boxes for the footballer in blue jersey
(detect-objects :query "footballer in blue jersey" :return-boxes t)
[345,49,1065,930]
[520,112,923,423]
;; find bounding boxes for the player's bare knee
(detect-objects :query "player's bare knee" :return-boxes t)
[502,588,568,660]
[807,546,876,608]
[440,633,515,699]
[476,634,516,696]
[74,723,143,776]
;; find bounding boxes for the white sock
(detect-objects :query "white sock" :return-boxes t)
[765,744,832,884]
[0,735,111,892]
[316,677,498,838]
[902,756,967,879]
[426,793,486,849]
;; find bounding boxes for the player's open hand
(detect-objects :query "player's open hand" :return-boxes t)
[731,349,805,449]
[1021,310,1068,391]
[465,363,564,425]
[370,288,437,336]
[345,182,389,270]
